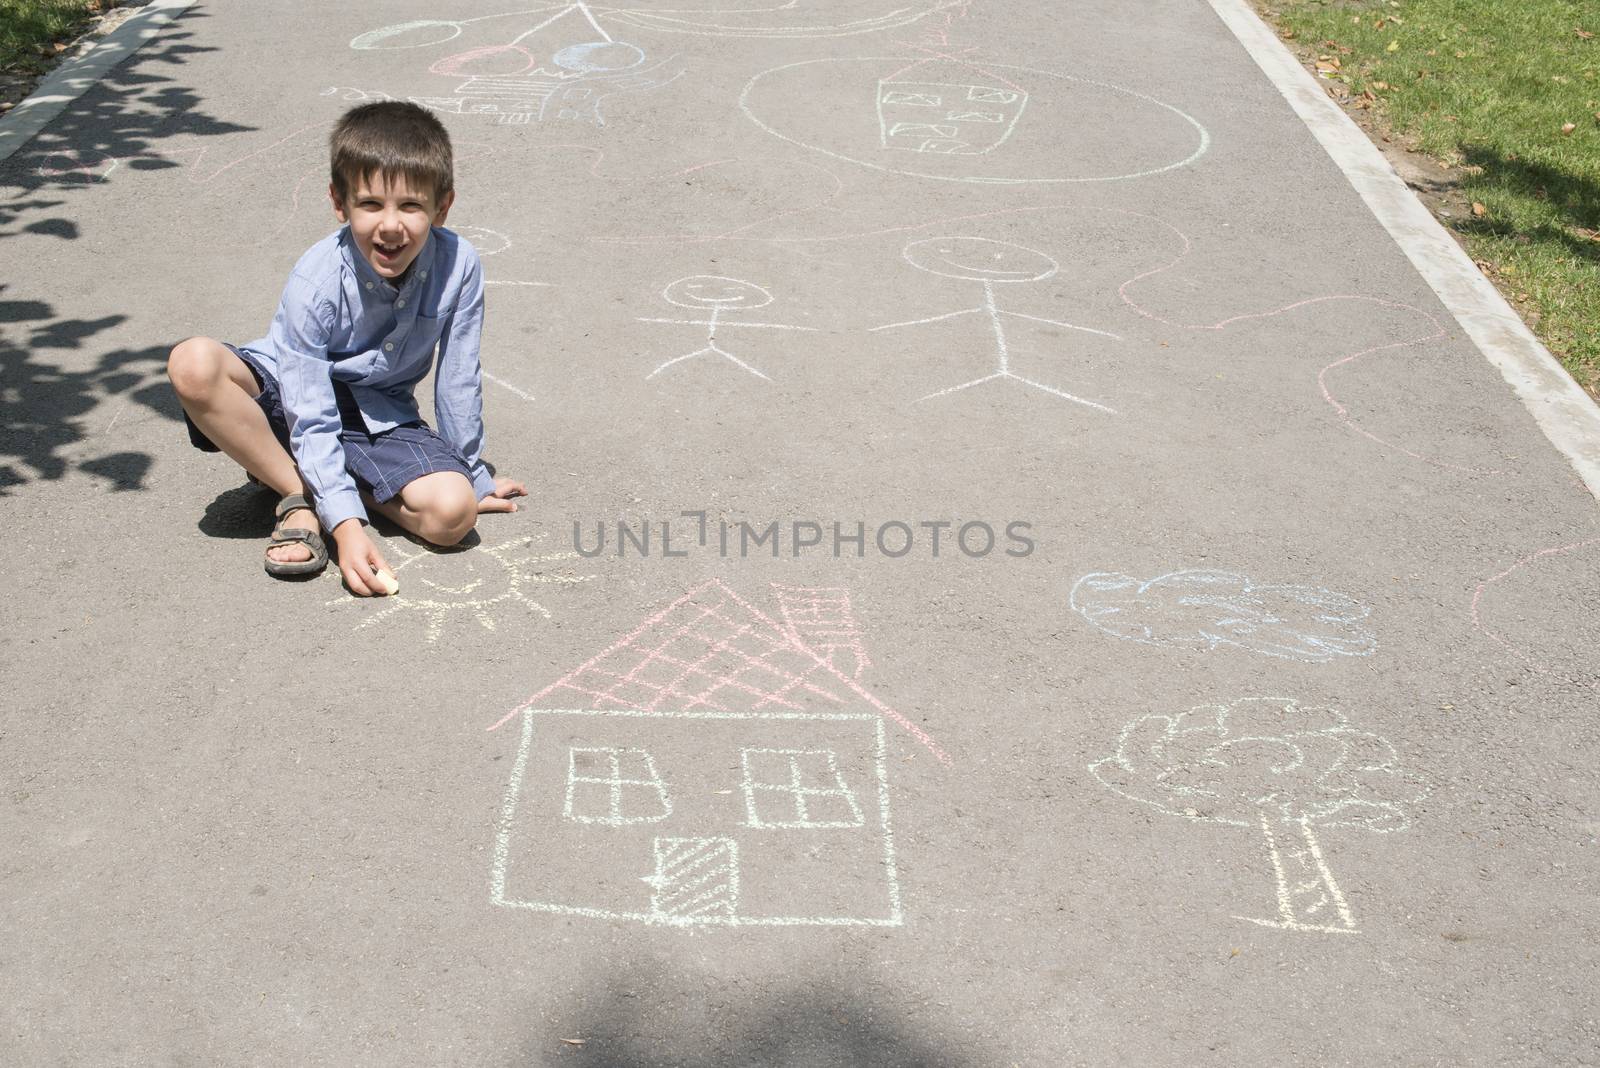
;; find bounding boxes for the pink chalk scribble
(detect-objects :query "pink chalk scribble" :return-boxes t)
[487,579,950,766]
[1470,536,1600,670]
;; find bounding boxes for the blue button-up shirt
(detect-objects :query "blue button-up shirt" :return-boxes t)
[240,225,496,531]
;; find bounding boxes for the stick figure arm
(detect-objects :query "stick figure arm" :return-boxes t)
[1000,310,1123,340]
[869,306,981,332]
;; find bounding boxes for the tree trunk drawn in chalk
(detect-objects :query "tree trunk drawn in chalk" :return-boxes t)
[1090,697,1427,935]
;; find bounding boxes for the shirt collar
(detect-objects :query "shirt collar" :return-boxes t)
[340,225,437,296]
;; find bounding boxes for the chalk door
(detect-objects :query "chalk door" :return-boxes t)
[645,836,739,924]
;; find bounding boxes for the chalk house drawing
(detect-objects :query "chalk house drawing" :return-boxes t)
[1070,570,1377,663]
[740,57,1210,185]
[326,536,596,642]
[489,580,947,927]
[640,275,817,382]
[1092,697,1428,934]
[872,237,1121,408]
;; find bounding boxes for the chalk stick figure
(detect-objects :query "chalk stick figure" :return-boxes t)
[871,236,1121,410]
[640,276,817,382]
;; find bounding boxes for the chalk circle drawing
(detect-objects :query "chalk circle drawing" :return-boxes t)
[451,225,513,256]
[490,578,948,927]
[1092,697,1428,934]
[350,2,964,47]
[872,237,1121,408]
[326,535,596,642]
[740,57,1210,185]
[493,708,900,926]
[640,275,817,382]
[1070,570,1377,663]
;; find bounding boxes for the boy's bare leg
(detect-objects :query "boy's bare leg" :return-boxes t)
[369,471,478,547]
[167,337,320,565]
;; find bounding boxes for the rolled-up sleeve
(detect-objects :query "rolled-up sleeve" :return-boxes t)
[272,272,367,530]
[432,250,496,499]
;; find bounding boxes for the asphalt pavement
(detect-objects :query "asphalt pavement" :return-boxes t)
[1,2,1597,1064]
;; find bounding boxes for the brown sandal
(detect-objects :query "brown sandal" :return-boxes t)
[265,493,328,577]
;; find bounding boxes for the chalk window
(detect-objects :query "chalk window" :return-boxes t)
[880,90,942,107]
[739,748,864,829]
[564,746,672,825]
[967,86,1019,103]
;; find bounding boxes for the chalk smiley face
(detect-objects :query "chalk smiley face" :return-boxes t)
[902,236,1059,282]
[663,275,775,310]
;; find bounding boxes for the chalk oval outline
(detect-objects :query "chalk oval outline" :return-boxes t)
[739,58,1212,185]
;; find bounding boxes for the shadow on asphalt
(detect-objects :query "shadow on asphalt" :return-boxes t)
[0,9,246,497]
[518,972,977,1068]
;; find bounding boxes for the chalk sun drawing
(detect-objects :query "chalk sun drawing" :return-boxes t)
[1092,697,1427,934]
[490,580,942,928]
[872,237,1121,409]
[326,535,596,642]
[1070,569,1377,662]
[640,275,817,382]
[740,57,1210,185]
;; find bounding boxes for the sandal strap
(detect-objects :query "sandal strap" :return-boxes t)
[275,493,313,520]
[267,527,324,549]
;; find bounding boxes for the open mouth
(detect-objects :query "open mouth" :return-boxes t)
[373,239,406,263]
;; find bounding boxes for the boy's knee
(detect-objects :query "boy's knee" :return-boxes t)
[419,485,478,545]
[166,337,222,399]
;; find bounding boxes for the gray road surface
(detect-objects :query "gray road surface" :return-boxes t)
[2,2,1597,1064]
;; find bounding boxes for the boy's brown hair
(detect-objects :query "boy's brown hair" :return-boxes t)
[329,101,454,206]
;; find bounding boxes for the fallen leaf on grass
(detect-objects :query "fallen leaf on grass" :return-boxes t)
[1472,202,1487,216]
[1577,28,1595,40]
[1561,122,1577,134]
[1386,39,1401,52]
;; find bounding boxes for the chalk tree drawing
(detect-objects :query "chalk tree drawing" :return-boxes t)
[1092,698,1427,934]
[1070,570,1377,662]
[640,275,817,382]
[350,2,963,47]
[326,536,597,642]
[871,237,1121,408]
[489,579,947,928]
[741,57,1210,185]
[494,709,899,926]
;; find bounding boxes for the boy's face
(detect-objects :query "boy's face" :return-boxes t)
[330,171,454,281]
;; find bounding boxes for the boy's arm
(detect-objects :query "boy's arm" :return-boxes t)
[270,275,367,531]
[432,249,499,500]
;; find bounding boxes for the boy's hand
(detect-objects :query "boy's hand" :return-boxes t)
[331,519,395,597]
[478,477,527,515]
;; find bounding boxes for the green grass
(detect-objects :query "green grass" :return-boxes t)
[1265,0,1600,394]
[0,0,104,75]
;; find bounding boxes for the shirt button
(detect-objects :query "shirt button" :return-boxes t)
[420,271,427,279]
[384,342,394,352]
[365,281,374,290]
[397,299,405,308]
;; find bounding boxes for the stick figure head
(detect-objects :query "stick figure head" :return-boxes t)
[553,41,645,73]
[662,276,775,310]
[902,236,1059,282]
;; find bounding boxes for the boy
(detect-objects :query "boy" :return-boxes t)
[168,101,523,596]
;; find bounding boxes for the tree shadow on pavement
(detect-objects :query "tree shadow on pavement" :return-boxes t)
[514,971,979,1068]
[0,9,249,497]
[0,287,170,494]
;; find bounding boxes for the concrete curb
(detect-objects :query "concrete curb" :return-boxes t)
[1207,0,1600,503]
[0,0,198,166]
